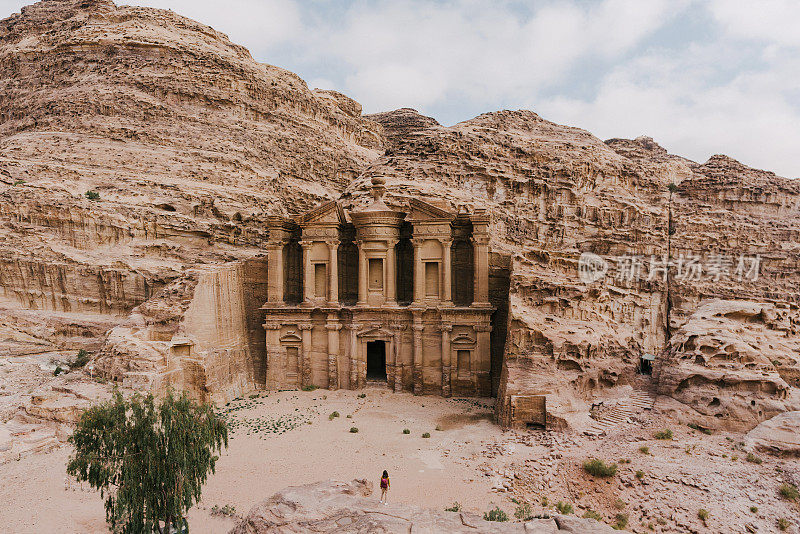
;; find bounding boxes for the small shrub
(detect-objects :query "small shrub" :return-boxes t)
[445,502,461,512]
[514,502,533,521]
[13,179,25,186]
[301,385,317,391]
[211,504,236,517]
[614,498,626,510]
[618,458,631,464]
[779,483,799,501]
[778,518,790,531]
[349,427,359,433]
[731,455,739,461]
[746,452,763,464]
[484,507,508,522]
[328,411,339,420]
[555,501,573,515]
[583,459,618,477]
[613,513,629,530]
[667,183,678,193]
[422,432,431,438]
[358,393,366,398]
[541,496,548,507]
[402,428,410,434]
[654,429,673,440]
[688,423,712,435]
[698,509,709,524]
[635,470,644,479]
[435,424,443,431]
[85,190,100,200]
[68,349,90,369]
[53,365,64,376]
[639,446,649,454]
[583,509,602,521]
[749,506,758,513]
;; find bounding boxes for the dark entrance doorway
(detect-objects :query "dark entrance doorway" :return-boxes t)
[366,341,387,381]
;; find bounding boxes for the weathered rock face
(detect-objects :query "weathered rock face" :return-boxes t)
[230,479,622,533]
[654,300,800,430]
[745,411,800,456]
[0,0,383,351]
[1,1,798,426]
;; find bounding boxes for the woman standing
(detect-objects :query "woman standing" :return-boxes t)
[379,470,390,505]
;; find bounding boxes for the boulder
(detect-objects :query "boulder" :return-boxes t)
[745,411,800,456]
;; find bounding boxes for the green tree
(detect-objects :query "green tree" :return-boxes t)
[67,390,228,533]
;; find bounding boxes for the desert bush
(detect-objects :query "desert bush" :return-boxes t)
[613,513,629,530]
[583,459,618,477]
[484,507,508,522]
[746,452,763,464]
[301,385,317,391]
[211,504,236,517]
[329,411,339,420]
[779,483,799,501]
[68,349,90,369]
[358,393,366,398]
[349,427,358,433]
[53,365,64,376]
[654,429,673,440]
[688,423,712,435]
[445,502,461,512]
[582,509,602,520]
[541,496,548,507]
[635,470,644,479]
[697,509,709,524]
[778,518,790,531]
[750,506,758,513]
[435,425,443,431]
[514,502,533,521]
[85,190,100,200]
[402,428,410,434]
[422,432,431,438]
[639,446,649,454]
[614,498,626,510]
[555,501,573,515]
[13,179,25,186]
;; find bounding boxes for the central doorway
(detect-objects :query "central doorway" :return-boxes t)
[366,340,387,381]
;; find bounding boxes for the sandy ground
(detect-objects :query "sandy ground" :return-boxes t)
[1,384,799,533]
[0,386,510,533]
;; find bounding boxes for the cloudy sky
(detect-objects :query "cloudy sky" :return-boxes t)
[2,0,799,177]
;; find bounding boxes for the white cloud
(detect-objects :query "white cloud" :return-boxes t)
[709,0,800,47]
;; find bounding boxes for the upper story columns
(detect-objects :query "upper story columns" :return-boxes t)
[471,209,491,308]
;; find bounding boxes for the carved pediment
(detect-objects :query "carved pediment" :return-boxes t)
[280,331,302,343]
[299,200,346,226]
[406,198,455,222]
[357,326,394,338]
[452,333,476,345]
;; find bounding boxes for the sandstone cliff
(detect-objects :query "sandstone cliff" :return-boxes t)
[1,0,798,427]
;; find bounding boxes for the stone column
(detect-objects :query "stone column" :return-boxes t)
[441,239,453,305]
[440,324,452,397]
[475,323,492,395]
[265,242,285,303]
[412,238,425,303]
[357,241,368,305]
[386,239,397,304]
[326,320,340,390]
[412,316,424,395]
[472,235,491,307]
[327,239,339,305]
[349,325,359,389]
[263,323,282,389]
[300,241,313,304]
[299,323,313,388]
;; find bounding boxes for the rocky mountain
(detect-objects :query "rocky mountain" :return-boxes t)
[1,0,798,431]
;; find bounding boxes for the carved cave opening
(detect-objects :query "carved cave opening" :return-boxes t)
[338,234,358,305]
[366,340,387,381]
[396,234,414,305]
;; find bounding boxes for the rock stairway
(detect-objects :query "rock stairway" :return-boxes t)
[584,391,655,436]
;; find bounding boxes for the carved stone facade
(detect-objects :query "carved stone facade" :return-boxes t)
[262,178,495,396]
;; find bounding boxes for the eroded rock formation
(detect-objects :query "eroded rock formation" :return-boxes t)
[0,0,798,429]
[230,479,623,533]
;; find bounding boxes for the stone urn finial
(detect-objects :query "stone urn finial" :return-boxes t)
[370,176,386,203]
